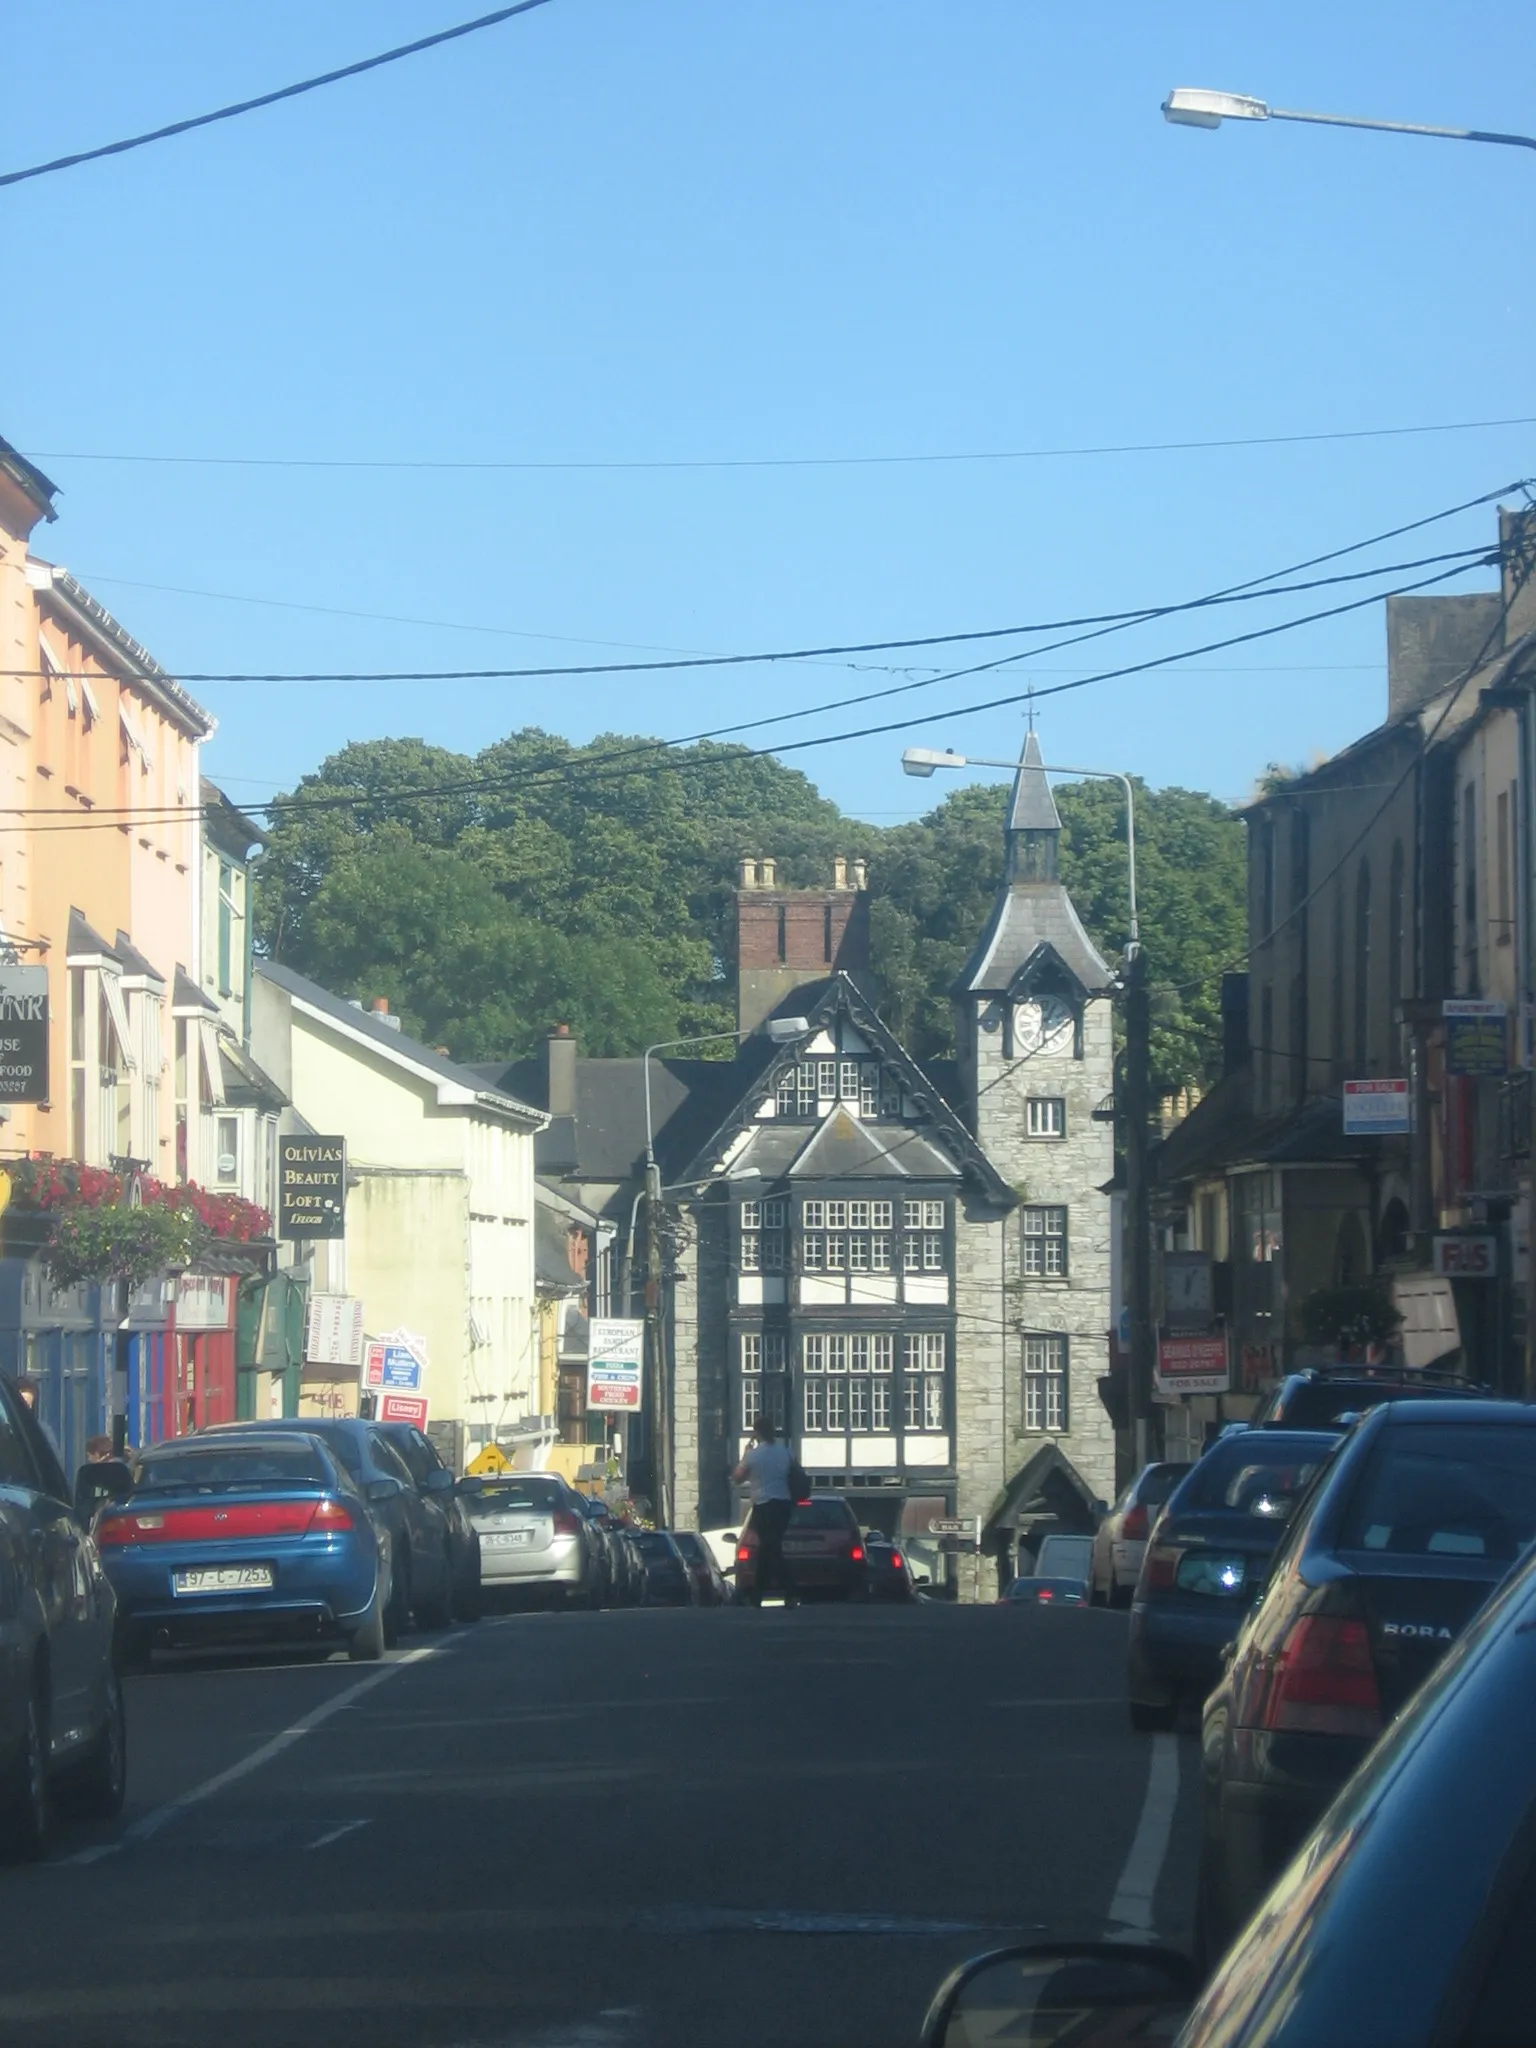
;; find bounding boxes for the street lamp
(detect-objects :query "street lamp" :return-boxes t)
[1162,86,1536,154]
[901,747,1138,952]
[640,1016,808,1526]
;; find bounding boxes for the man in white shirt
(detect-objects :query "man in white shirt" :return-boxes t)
[733,1416,796,1605]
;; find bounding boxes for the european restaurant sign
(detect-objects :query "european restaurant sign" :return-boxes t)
[277,1135,347,1241]
[0,965,49,1104]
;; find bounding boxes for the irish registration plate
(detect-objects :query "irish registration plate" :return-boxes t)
[783,1538,822,1556]
[173,1565,274,1595]
[483,1530,536,1550]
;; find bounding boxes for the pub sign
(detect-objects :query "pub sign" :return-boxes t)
[0,965,49,1104]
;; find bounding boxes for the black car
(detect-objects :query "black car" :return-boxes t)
[373,1422,482,1621]
[632,1532,697,1606]
[1250,1364,1491,1430]
[921,1533,1536,2048]
[1002,1575,1089,1608]
[1197,1397,1536,1960]
[206,1419,455,1639]
[0,1374,125,1860]
[670,1531,732,1605]
[1127,1428,1339,1731]
[864,1534,919,1604]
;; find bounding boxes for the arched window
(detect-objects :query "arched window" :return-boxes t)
[1387,840,1405,1015]
[1331,882,1346,1079]
[1354,859,1372,1073]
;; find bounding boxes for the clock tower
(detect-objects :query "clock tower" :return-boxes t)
[952,730,1117,1500]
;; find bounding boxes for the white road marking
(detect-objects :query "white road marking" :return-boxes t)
[307,1817,372,1850]
[67,1643,445,1862]
[1107,1731,1180,1935]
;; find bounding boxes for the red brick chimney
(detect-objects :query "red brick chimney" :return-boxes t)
[735,855,872,1033]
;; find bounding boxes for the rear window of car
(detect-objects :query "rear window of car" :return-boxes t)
[670,1533,703,1559]
[464,1480,562,1512]
[135,1442,328,1492]
[292,1424,363,1479]
[1139,1463,1192,1506]
[789,1500,857,1530]
[634,1533,677,1559]
[1182,1440,1333,1518]
[1337,1425,1536,1561]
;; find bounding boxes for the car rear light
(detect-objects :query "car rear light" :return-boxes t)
[891,1551,904,1569]
[1259,1615,1383,1737]
[1143,1542,1183,1592]
[308,1497,356,1533]
[552,1509,582,1537]
[850,1545,865,1562]
[1038,1588,1054,1601]
[93,1512,139,1548]
[736,1530,758,1557]
[1122,1504,1150,1542]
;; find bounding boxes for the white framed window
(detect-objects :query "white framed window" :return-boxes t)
[1027,1097,1067,1139]
[826,1335,848,1373]
[870,1200,893,1229]
[741,1200,762,1230]
[850,1380,870,1431]
[214,1113,240,1187]
[824,1233,846,1271]
[740,1232,761,1273]
[838,1059,860,1100]
[804,1380,826,1431]
[903,1199,945,1230]
[796,1066,817,1114]
[848,1235,870,1272]
[860,1070,878,1116]
[1023,1334,1068,1431]
[903,1236,922,1275]
[872,1379,892,1429]
[870,1234,892,1272]
[903,1331,946,1430]
[922,1234,946,1272]
[826,1379,848,1429]
[776,1071,797,1116]
[848,1200,871,1230]
[1023,1206,1068,1278]
[825,1201,849,1230]
[803,1334,827,1373]
[817,1058,837,1099]
[802,1235,824,1272]
[803,1200,826,1230]
[741,1333,762,1427]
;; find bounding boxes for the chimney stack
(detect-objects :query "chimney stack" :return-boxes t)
[371,996,389,1015]
[833,855,849,890]
[547,1024,577,1118]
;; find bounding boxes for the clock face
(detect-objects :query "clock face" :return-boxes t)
[1016,996,1074,1055]
[1165,1261,1213,1315]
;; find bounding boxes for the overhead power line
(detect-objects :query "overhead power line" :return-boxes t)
[0,1,555,190]
[0,553,1487,835]
[18,413,1536,472]
[0,544,1495,685]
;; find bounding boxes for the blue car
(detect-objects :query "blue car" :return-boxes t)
[95,1432,390,1664]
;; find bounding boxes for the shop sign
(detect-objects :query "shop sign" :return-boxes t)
[305,1293,365,1367]
[587,1317,644,1411]
[1155,1331,1230,1395]
[0,965,49,1103]
[379,1392,429,1428]
[362,1328,427,1392]
[277,1136,347,1240]
[1445,1000,1507,1078]
[1343,1078,1412,1135]
[175,1273,232,1331]
[1432,1234,1498,1279]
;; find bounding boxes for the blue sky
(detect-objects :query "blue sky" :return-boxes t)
[4,1,1533,823]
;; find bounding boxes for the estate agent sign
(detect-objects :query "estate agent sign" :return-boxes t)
[0,966,49,1104]
[277,1135,347,1240]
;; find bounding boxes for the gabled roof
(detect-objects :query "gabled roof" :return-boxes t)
[219,1037,288,1111]
[173,966,220,1015]
[257,960,546,1131]
[1006,730,1062,834]
[474,1052,751,1184]
[954,896,1112,1000]
[66,909,122,964]
[674,974,1015,1205]
[113,931,164,984]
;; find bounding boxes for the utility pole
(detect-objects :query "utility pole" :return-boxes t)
[1123,943,1158,1471]
[644,1157,670,1526]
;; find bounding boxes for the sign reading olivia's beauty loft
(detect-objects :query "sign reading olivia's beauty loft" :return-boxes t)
[277,1135,347,1240]
[0,966,48,1104]
[587,1318,645,1412]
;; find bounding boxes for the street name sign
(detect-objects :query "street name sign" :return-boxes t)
[588,1318,644,1411]
[927,1517,972,1536]
[0,965,48,1104]
[277,1135,347,1240]
[1155,1331,1230,1395]
[1342,1079,1411,1136]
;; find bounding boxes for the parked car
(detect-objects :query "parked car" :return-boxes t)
[922,1526,1536,2048]
[457,1472,601,1607]
[632,1531,698,1606]
[97,1430,389,1668]
[0,1372,125,1861]
[207,1418,454,1637]
[863,1534,919,1603]
[1196,1397,1536,1961]
[1091,1462,1192,1607]
[735,1496,867,1603]
[1032,1532,1095,1582]
[1001,1576,1089,1608]
[572,1493,623,1606]
[1127,1428,1339,1731]
[670,1530,733,1605]
[372,1421,482,1620]
[606,1521,647,1605]
[1250,1363,1492,1430]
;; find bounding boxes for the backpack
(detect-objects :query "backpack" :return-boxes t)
[786,1451,811,1502]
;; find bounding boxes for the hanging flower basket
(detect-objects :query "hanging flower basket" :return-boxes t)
[2,1157,271,1289]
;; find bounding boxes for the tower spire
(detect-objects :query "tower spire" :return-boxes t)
[1005,729,1062,881]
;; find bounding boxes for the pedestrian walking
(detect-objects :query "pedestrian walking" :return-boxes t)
[733,1415,799,1605]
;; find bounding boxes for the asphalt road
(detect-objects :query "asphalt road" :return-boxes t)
[0,1601,1199,2048]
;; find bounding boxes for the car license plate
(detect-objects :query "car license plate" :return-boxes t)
[173,1565,274,1595]
[484,1530,537,1549]
[783,1538,821,1555]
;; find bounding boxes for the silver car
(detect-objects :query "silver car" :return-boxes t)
[458,1474,600,1607]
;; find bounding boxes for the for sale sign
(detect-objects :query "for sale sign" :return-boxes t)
[587,1317,644,1412]
[1155,1331,1230,1395]
[1343,1079,1411,1136]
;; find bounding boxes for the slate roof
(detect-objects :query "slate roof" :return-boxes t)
[113,931,164,983]
[219,1037,288,1111]
[173,966,220,1015]
[1155,1070,1380,1188]
[1006,731,1062,834]
[66,909,122,962]
[0,434,57,520]
[257,961,545,1129]
[474,1052,755,1184]
[953,883,1112,999]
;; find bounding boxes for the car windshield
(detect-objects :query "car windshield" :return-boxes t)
[789,1500,856,1530]
[1181,1439,1333,1518]
[464,1480,563,1513]
[670,1533,703,1558]
[1337,1425,1536,1561]
[634,1534,678,1559]
[134,1443,329,1493]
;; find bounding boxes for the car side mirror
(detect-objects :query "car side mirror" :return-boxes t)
[922,1943,1198,2048]
[366,1478,401,1504]
[914,1573,931,1587]
[420,1467,455,1495]
[722,1532,739,1547]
